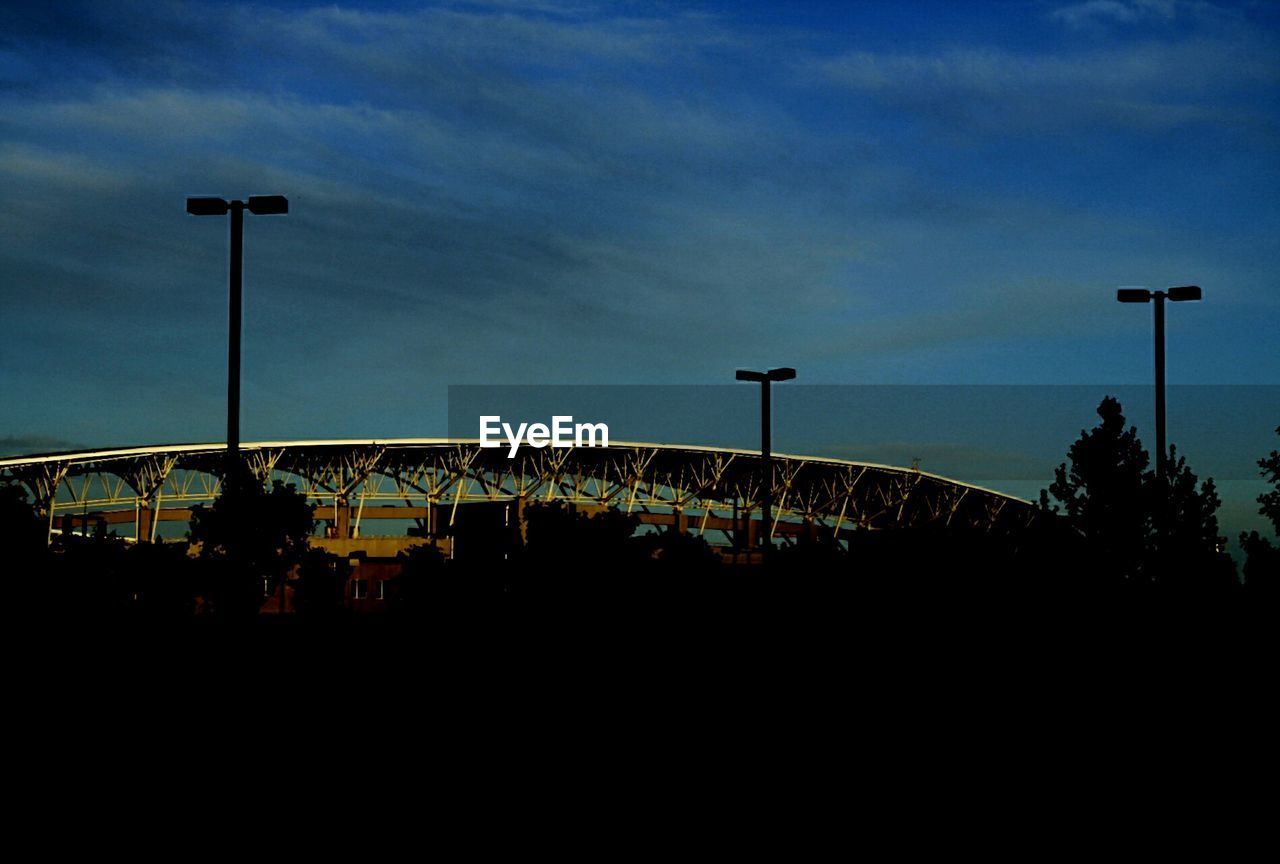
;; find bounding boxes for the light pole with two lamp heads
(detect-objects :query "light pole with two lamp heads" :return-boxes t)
[186,195,288,487]
[1116,285,1201,480]
[736,367,796,552]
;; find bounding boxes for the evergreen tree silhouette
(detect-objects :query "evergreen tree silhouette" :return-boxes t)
[1043,396,1233,592]
[1043,396,1150,581]
[1148,446,1234,591]
[1256,427,1280,535]
[1240,426,1280,598]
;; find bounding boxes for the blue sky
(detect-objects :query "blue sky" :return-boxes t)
[0,0,1277,459]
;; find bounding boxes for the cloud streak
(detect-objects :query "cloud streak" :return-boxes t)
[813,36,1278,136]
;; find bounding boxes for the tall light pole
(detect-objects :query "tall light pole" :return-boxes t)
[736,367,796,551]
[186,195,288,486]
[1116,285,1201,479]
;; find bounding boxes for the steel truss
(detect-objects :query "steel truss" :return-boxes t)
[0,440,1039,544]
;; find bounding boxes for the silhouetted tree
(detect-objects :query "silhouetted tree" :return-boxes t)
[640,527,721,570]
[1240,426,1280,598]
[0,480,46,556]
[1259,427,1280,531]
[773,534,846,571]
[516,502,644,599]
[1147,446,1235,592]
[52,530,131,619]
[392,541,453,612]
[0,482,163,622]
[1042,397,1150,582]
[188,479,315,618]
[1042,396,1235,594]
[842,521,1025,603]
[292,548,349,620]
[1240,531,1278,598]
[622,526,723,607]
[521,502,640,563]
[121,541,198,620]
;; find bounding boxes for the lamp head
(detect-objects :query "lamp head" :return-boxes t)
[1167,285,1202,302]
[247,195,289,215]
[1116,288,1152,303]
[186,197,230,216]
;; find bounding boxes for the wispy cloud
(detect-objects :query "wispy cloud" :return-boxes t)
[0,143,133,190]
[1049,0,1179,30]
[812,35,1278,136]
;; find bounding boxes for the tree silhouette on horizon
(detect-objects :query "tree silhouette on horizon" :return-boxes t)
[1042,396,1150,581]
[1240,426,1280,597]
[1041,395,1231,588]
[1147,445,1234,591]
[0,480,45,557]
[188,479,315,617]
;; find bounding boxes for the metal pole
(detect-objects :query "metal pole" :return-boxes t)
[227,201,244,486]
[761,380,771,549]
[1154,291,1166,480]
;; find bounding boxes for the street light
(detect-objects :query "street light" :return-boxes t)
[1116,285,1202,478]
[186,195,288,485]
[736,366,796,552]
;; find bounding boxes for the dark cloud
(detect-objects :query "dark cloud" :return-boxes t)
[0,435,81,457]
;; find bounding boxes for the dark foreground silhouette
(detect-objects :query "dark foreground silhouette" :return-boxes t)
[4,399,1277,664]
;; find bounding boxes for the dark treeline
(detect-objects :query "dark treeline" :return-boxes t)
[3,398,1277,635]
